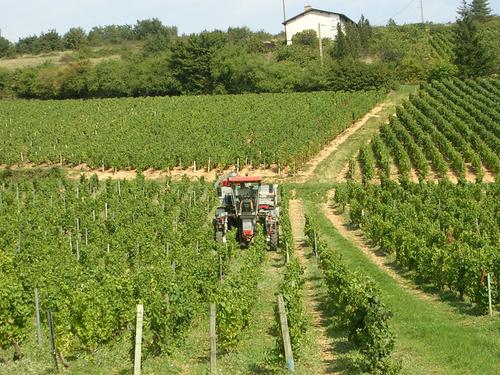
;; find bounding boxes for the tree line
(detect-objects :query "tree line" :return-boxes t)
[0,1,497,100]
[0,19,178,56]
[0,17,397,99]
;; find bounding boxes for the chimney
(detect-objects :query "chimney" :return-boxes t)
[304,5,313,12]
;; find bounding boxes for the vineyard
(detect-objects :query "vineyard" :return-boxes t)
[334,180,499,312]
[0,74,498,373]
[0,90,382,172]
[350,78,500,183]
[0,171,286,369]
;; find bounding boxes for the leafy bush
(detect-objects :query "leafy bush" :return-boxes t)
[325,60,395,92]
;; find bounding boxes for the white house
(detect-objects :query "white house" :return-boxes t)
[283,5,353,45]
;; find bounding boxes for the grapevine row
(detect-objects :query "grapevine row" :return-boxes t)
[0,174,224,363]
[304,215,399,374]
[339,181,499,313]
[277,190,307,357]
[355,78,499,183]
[0,90,383,171]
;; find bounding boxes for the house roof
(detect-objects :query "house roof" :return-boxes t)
[282,8,354,25]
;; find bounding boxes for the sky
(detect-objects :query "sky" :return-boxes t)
[0,0,499,42]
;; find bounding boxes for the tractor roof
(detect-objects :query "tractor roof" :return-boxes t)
[226,176,262,184]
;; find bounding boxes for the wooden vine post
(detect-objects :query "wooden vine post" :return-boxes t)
[285,242,290,264]
[219,255,223,281]
[313,230,318,258]
[47,310,58,372]
[487,273,493,317]
[277,294,295,372]
[210,303,217,374]
[134,304,144,375]
[34,288,42,350]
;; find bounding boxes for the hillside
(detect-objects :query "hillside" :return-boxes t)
[349,78,499,183]
[0,90,382,171]
[0,80,498,374]
[0,5,499,375]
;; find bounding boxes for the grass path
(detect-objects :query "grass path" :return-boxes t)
[313,85,417,183]
[304,199,500,375]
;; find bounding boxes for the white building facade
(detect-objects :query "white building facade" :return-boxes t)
[283,6,353,45]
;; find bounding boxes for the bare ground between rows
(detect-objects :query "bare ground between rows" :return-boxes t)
[0,162,289,182]
[288,198,338,374]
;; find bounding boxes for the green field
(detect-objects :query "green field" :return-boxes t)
[0,79,499,375]
[0,90,382,171]
[354,78,500,183]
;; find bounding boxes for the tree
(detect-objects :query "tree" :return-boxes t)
[331,23,348,60]
[211,45,262,93]
[88,25,135,45]
[63,27,88,50]
[358,15,373,52]
[387,19,397,27]
[87,60,131,97]
[453,11,495,77]
[142,34,172,54]
[0,35,11,57]
[457,0,471,18]
[471,0,492,19]
[59,60,92,98]
[226,27,253,44]
[37,30,62,52]
[134,19,177,40]
[344,23,362,59]
[169,31,227,94]
[291,29,318,47]
[16,35,39,54]
[0,67,11,96]
[10,63,59,98]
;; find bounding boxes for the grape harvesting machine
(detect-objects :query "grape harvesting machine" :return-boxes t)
[213,173,280,249]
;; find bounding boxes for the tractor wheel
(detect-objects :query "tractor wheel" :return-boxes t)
[270,231,279,251]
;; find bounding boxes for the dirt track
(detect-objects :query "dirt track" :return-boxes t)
[294,103,387,183]
[288,199,337,374]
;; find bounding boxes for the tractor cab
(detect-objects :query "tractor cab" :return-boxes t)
[214,173,280,249]
[228,177,261,216]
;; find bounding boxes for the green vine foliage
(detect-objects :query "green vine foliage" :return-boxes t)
[0,91,382,171]
[344,180,499,313]
[0,173,223,362]
[305,215,400,374]
[278,257,306,356]
[361,78,500,183]
[276,190,307,358]
[215,233,266,352]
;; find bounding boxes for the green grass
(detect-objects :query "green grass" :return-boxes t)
[304,199,500,375]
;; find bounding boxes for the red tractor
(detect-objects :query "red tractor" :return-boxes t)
[214,173,280,249]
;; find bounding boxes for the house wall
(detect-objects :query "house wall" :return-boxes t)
[286,12,344,45]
